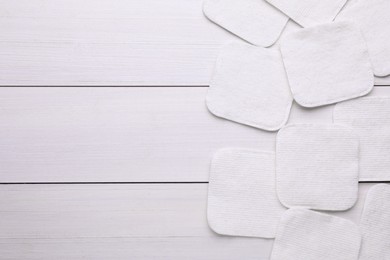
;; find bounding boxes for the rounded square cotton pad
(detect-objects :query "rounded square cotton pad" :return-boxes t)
[359,184,390,260]
[276,124,359,211]
[206,42,293,131]
[280,21,374,108]
[202,0,288,47]
[207,148,286,238]
[270,208,361,260]
[266,0,347,27]
[337,0,390,77]
[334,97,390,181]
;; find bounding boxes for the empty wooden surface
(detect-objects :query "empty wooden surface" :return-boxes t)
[0,87,270,182]
[0,0,389,86]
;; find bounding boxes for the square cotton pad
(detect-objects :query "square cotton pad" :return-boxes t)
[206,42,293,131]
[266,0,347,27]
[276,124,359,211]
[207,148,286,238]
[359,184,390,260]
[203,0,288,47]
[270,208,361,260]
[337,0,390,76]
[280,21,374,108]
[334,97,390,181]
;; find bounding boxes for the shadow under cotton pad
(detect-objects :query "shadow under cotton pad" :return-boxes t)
[337,0,390,77]
[270,208,361,260]
[280,21,374,108]
[203,0,288,47]
[276,124,359,211]
[359,184,390,260]
[207,148,286,238]
[206,42,293,131]
[266,0,347,27]
[334,97,390,181]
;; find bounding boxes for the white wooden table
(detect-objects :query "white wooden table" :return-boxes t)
[0,1,389,259]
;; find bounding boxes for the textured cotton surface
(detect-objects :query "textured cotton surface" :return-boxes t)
[207,42,292,131]
[207,148,286,238]
[359,184,390,260]
[334,97,390,181]
[280,21,373,107]
[337,0,390,77]
[203,0,288,46]
[271,208,361,260]
[276,124,359,211]
[266,0,347,27]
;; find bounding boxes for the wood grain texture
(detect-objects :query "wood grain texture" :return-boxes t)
[0,183,374,259]
[0,87,389,183]
[0,0,231,86]
[375,76,390,86]
[0,87,270,182]
[0,0,388,86]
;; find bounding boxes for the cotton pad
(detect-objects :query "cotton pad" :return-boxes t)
[280,21,374,108]
[203,0,288,47]
[206,42,293,131]
[359,184,390,260]
[270,208,361,260]
[276,124,359,211]
[337,0,390,77]
[207,148,286,238]
[334,97,390,181]
[266,0,347,27]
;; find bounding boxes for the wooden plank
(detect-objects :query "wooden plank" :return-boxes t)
[1,0,387,86]
[0,184,272,260]
[0,183,376,259]
[0,0,231,86]
[0,87,270,182]
[375,76,390,86]
[0,87,389,183]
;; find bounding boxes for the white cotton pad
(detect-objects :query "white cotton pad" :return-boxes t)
[334,97,390,181]
[276,124,359,211]
[266,0,347,27]
[206,42,293,131]
[271,208,361,260]
[337,0,390,77]
[359,184,390,260]
[203,0,288,47]
[207,148,286,238]
[280,21,374,108]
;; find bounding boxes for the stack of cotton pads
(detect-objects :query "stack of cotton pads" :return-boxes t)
[203,0,390,259]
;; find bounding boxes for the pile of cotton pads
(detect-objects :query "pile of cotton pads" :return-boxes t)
[203,0,390,259]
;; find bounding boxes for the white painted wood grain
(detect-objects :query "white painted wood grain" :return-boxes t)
[0,0,231,86]
[0,87,389,182]
[0,0,388,86]
[0,183,375,259]
[375,76,390,86]
[0,87,271,182]
[0,184,273,260]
